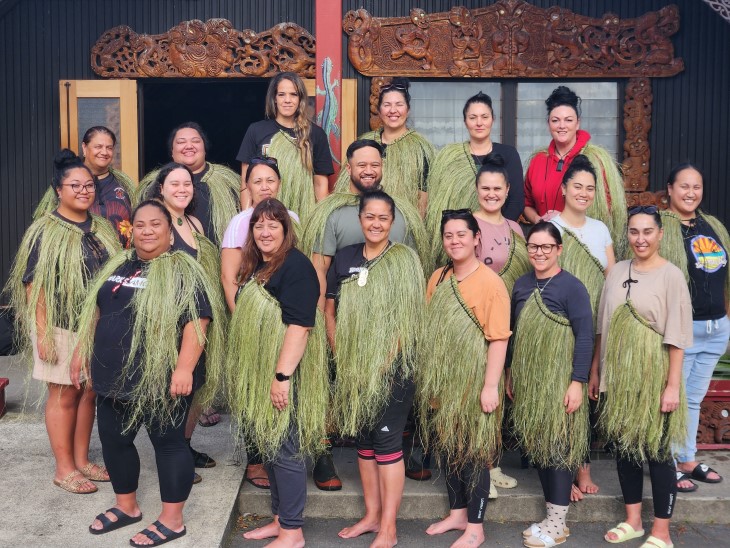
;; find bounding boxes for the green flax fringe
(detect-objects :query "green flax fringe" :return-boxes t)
[334,129,435,209]
[77,250,226,430]
[417,275,503,471]
[301,192,429,268]
[558,228,605,326]
[225,280,329,459]
[137,162,240,245]
[332,243,425,436]
[6,213,121,364]
[510,290,589,470]
[268,131,317,222]
[599,301,687,462]
[497,231,531,296]
[33,168,138,220]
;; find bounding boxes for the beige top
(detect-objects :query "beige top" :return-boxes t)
[597,259,693,391]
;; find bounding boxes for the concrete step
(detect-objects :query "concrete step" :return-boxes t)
[237,447,730,524]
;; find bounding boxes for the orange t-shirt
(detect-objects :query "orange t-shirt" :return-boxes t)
[427,263,512,341]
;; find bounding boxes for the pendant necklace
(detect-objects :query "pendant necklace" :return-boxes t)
[176,216,183,226]
[537,273,557,294]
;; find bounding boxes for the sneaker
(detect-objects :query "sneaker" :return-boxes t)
[313,452,342,491]
[191,446,216,468]
[405,454,432,481]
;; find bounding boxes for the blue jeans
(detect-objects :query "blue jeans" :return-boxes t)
[676,315,730,463]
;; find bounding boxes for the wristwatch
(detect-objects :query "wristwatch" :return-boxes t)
[275,372,291,382]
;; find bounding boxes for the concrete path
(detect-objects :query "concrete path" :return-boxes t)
[0,355,244,548]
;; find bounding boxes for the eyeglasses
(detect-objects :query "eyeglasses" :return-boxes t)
[526,243,558,254]
[250,156,278,166]
[441,208,471,219]
[628,205,658,216]
[62,183,96,194]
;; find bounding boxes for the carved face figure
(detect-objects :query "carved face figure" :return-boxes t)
[548,105,580,150]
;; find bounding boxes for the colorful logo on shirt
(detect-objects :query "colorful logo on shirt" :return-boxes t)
[114,187,126,200]
[690,235,727,273]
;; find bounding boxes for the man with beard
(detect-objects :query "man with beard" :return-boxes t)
[301,138,428,492]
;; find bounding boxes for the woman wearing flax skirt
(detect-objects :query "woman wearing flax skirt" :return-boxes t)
[418,209,510,548]
[325,190,425,548]
[654,163,729,493]
[237,72,333,221]
[549,153,616,501]
[72,200,225,545]
[226,199,328,547]
[508,222,593,548]
[592,206,692,548]
[7,149,121,494]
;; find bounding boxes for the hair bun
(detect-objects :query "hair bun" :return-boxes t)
[545,86,581,117]
[483,152,505,167]
[390,77,410,90]
[570,154,592,169]
[54,148,82,170]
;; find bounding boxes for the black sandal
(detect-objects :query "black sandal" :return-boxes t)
[689,463,723,484]
[676,471,698,492]
[129,520,186,547]
[89,507,143,535]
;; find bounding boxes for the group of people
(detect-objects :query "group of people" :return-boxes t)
[5,71,728,548]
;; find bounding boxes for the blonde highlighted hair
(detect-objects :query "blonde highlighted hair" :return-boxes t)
[265,72,314,172]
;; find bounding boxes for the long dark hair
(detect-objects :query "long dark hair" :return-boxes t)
[265,72,313,172]
[147,162,197,217]
[238,199,297,285]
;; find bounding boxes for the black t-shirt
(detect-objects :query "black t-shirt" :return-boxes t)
[255,248,319,328]
[471,142,524,222]
[90,173,132,248]
[191,164,216,241]
[90,256,213,398]
[236,119,334,176]
[510,270,594,382]
[682,217,728,320]
[325,242,370,300]
[170,223,199,258]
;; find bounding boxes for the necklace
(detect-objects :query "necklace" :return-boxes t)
[455,262,480,282]
[358,243,390,287]
[176,216,183,226]
[554,141,575,172]
[536,272,558,294]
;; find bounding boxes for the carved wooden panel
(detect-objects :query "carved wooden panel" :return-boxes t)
[91,19,315,78]
[343,2,683,78]
[698,398,730,445]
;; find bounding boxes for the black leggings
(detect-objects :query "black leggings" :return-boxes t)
[536,466,573,506]
[616,455,676,519]
[96,394,194,503]
[445,464,491,524]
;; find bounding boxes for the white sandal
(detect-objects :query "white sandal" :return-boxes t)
[491,466,518,488]
[523,532,566,548]
[522,523,571,539]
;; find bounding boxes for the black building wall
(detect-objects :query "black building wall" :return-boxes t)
[1,1,729,288]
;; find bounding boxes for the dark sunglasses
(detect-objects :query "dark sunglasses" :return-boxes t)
[250,156,278,166]
[381,82,408,92]
[628,205,658,216]
[441,208,472,219]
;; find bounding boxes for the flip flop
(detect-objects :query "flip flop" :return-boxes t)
[689,463,723,484]
[639,535,673,548]
[245,463,270,490]
[129,520,186,547]
[198,407,221,427]
[89,507,143,535]
[605,522,645,543]
[675,471,698,492]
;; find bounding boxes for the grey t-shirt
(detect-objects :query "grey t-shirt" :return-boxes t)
[321,204,414,256]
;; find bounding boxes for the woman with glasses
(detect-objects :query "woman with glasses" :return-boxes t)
[508,221,593,548]
[593,206,692,548]
[35,126,136,247]
[325,190,425,547]
[418,209,511,547]
[7,149,121,493]
[425,92,524,254]
[237,72,334,221]
[333,78,435,214]
[72,199,225,544]
[523,86,626,254]
[653,164,729,493]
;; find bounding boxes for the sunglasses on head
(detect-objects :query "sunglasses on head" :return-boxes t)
[381,82,408,93]
[628,205,658,216]
[250,156,278,166]
[441,208,472,220]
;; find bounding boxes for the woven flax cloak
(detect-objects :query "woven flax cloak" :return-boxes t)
[76,250,226,429]
[7,213,121,363]
[511,290,589,470]
[558,228,605,326]
[333,129,435,209]
[226,280,329,459]
[332,243,425,436]
[417,275,503,471]
[599,301,687,462]
[267,131,319,222]
[137,162,240,245]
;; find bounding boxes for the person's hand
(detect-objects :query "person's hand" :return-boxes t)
[540,210,560,222]
[564,381,583,414]
[270,379,290,411]
[588,371,600,402]
[170,369,193,397]
[37,336,55,364]
[70,354,88,390]
[661,384,680,413]
[480,383,499,413]
[505,369,514,401]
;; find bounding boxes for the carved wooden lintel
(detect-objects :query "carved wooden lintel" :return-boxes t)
[91,19,315,78]
[344,2,683,78]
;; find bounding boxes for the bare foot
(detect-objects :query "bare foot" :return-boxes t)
[244,519,280,540]
[451,524,484,547]
[265,527,305,547]
[370,527,397,548]
[576,465,599,494]
[426,513,468,535]
[570,483,584,502]
[339,515,380,539]
[89,505,141,532]
[130,521,184,546]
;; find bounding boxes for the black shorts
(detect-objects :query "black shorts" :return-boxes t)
[356,374,415,465]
